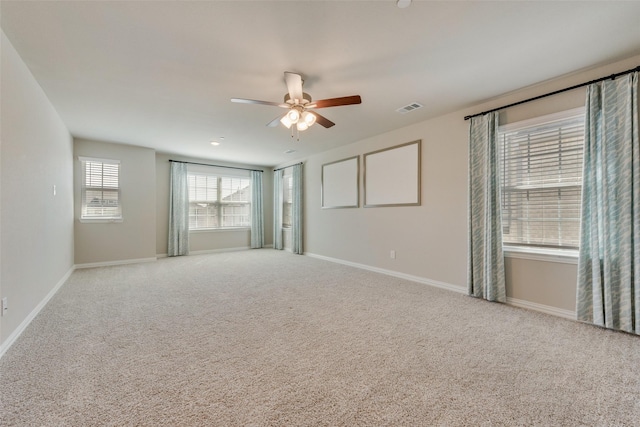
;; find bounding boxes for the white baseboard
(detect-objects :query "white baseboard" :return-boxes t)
[187,246,252,256]
[304,252,466,295]
[74,257,157,269]
[506,297,576,320]
[0,265,75,359]
[304,252,576,320]
[157,247,254,258]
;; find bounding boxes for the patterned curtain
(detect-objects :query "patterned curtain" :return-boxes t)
[273,169,284,250]
[250,170,264,249]
[168,161,189,257]
[292,164,303,254]
[577,72,639,334]
[467,112,506,302]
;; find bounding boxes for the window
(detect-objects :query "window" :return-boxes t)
[283,172,293,228]
[498,108,585,250]
[80,157,122,221]
[188,173,250,230]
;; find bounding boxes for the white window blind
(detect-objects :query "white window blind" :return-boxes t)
[498,109,585,250]
[187,173,251,230]
[80,157,122,220]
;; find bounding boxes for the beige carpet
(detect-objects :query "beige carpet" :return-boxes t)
[1,249,639,426]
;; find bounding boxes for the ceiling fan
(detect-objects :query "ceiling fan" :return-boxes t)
[231,72,361,137]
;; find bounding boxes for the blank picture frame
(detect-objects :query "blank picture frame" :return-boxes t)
[321,156,359,208]
[364,140,421,207]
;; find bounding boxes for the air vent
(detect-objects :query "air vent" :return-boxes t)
[396,102,424,114]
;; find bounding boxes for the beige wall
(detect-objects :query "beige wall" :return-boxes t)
[74,139,157,265]
[505,258,577,312]
[155,152,274,256]
[289,54,640,314]
[1,31,74,346]
[72,146,273,263]
[301,111,469,288]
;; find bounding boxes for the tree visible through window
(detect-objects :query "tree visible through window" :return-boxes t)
[498,109,585,250]
[188,173,251,229]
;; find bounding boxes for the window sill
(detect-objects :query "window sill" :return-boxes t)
[189,227,250,233]
[79,218,123,223]
[503,246,578,265]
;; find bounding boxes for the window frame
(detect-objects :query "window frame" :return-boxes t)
[79,156,123,223]
[498,107,585,259]
[282,171,293,229]
[187,170,251,231]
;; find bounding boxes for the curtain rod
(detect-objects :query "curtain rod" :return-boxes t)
[464,65,640,121]
[273,162,303,172]
[169,159,263,173]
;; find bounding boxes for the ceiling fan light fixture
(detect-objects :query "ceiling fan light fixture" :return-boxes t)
[280,115,294,129]
[287,109,300,123]
[302,111,316,126]
[296,121,309,131]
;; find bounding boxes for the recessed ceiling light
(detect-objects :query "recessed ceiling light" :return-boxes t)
[284,149,296,154]
[210,141,220,146]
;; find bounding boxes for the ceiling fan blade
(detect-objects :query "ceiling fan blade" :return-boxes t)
[284,72,304,102]
[310,111,335,128]
[307,95,362,109]
[231,98,288,108]
[267,114,285,127]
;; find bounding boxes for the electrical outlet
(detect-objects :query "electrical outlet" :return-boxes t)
[1,297,7,316]
[390,250,396,259]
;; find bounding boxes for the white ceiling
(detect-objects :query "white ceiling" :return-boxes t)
[2,1,640,167]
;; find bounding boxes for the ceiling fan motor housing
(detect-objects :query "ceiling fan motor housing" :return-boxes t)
[284,92,312,106]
